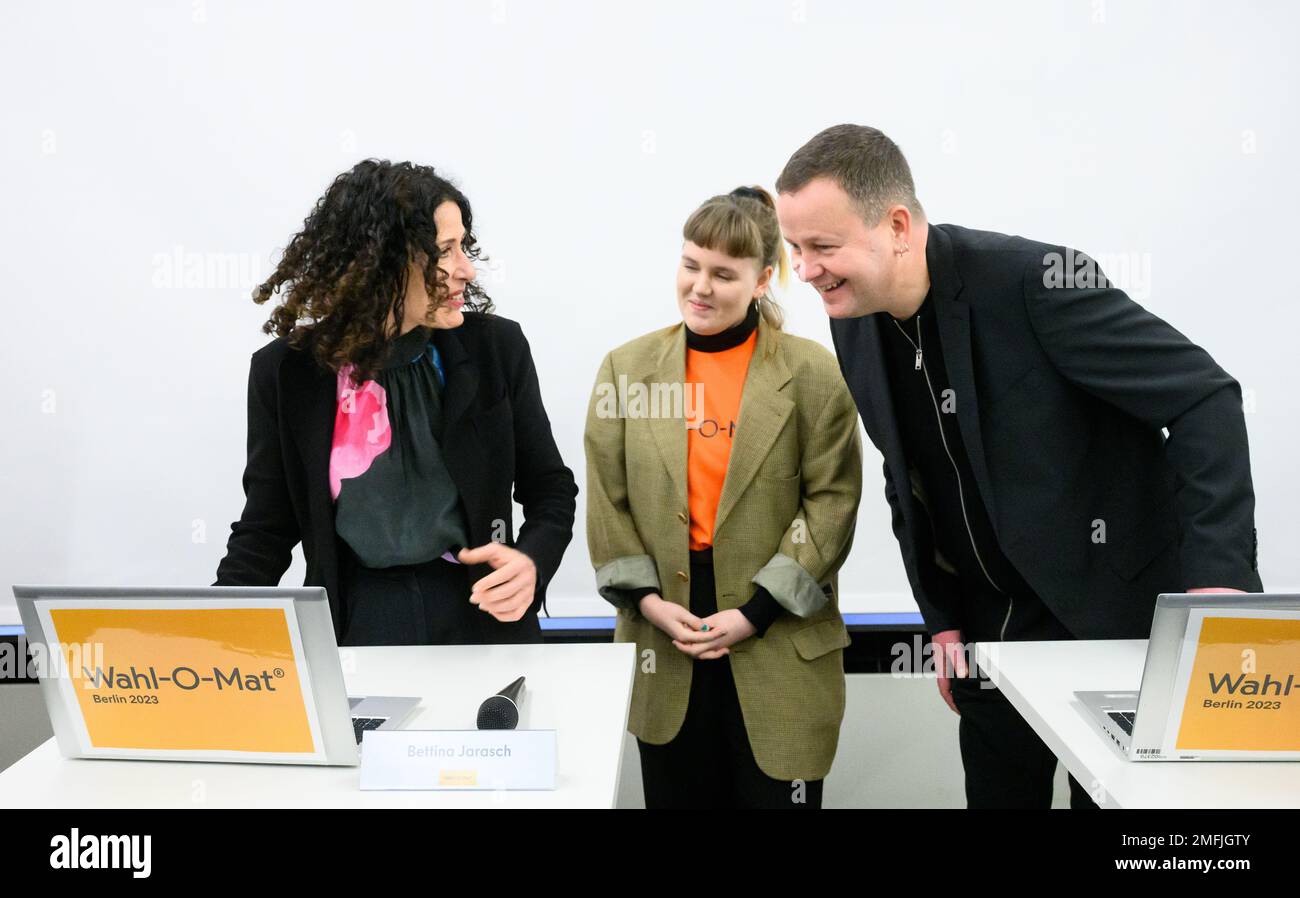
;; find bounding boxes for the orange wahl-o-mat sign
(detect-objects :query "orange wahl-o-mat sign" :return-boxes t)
[47,605,317,755]
[1175,614,1300,752]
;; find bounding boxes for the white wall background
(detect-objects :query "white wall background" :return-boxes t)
[2,0,1295,619]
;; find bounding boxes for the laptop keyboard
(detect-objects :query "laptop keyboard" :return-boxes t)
[353,716,388,744]
[1107,711,1136,736]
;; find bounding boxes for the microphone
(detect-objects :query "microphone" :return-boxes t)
[476,676,526,730]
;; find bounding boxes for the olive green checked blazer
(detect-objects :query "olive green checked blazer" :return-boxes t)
[584,319,863,781]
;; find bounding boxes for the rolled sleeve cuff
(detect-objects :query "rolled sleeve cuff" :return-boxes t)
[750,553,828,618]
[595,554,661,610]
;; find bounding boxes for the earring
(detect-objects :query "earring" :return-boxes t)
[896,243,910,256]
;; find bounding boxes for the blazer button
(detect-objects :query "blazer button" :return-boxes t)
[677,512,688,524]
[676,570,689,582]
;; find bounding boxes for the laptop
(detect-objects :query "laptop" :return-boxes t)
[13,585,420,765]
[1076,593,1300,760]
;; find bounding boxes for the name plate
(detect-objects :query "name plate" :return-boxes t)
[359,730,557,791]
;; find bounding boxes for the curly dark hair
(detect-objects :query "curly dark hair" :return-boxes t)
[253,159,493,384]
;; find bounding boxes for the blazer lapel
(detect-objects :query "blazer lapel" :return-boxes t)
[432,325,479,437]
[281,343,338,533]
[929,223,1000,526]
[712,322,793,536]
[856,315,905,463]
[634,321,795,537]
[645,325,689,506]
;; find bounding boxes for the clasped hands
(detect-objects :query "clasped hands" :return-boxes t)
[638,593,755,659]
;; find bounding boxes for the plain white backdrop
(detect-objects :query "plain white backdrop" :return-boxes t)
[2,0,1295,619]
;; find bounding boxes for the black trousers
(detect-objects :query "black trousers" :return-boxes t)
[338,541,541,646]
[637,550,823,809]
[951,678,1097,809]
[953,581,1099,809]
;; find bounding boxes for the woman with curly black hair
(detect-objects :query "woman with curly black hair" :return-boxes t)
[214,159,577,646]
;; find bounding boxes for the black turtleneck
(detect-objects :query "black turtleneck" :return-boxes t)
[685,300,759,352]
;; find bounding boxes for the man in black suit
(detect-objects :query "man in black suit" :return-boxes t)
[774,124,1262,808]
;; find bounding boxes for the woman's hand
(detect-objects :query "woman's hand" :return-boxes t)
[638,594,720,649]
[459,543,537,622]
[675,609,755,660]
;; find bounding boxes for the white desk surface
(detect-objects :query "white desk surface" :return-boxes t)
[0,642,635,808]
[976,639,1300,809]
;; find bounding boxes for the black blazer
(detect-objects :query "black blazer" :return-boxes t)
[214,312,578,641]
[831,223,1262,640]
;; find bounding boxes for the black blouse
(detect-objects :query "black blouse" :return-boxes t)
[331,326,471,568]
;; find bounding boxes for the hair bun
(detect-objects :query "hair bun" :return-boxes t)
[730,185,775,209]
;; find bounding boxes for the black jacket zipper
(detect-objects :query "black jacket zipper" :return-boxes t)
[892,314,1014,639]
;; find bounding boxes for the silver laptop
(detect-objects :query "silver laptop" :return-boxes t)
[12,585,420,766]
[1076,593,1300,760]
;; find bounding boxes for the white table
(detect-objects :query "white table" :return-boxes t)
[976,639,1300,809]
[0,642,635,808]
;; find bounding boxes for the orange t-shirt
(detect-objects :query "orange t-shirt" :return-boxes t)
[685,330,757,550]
